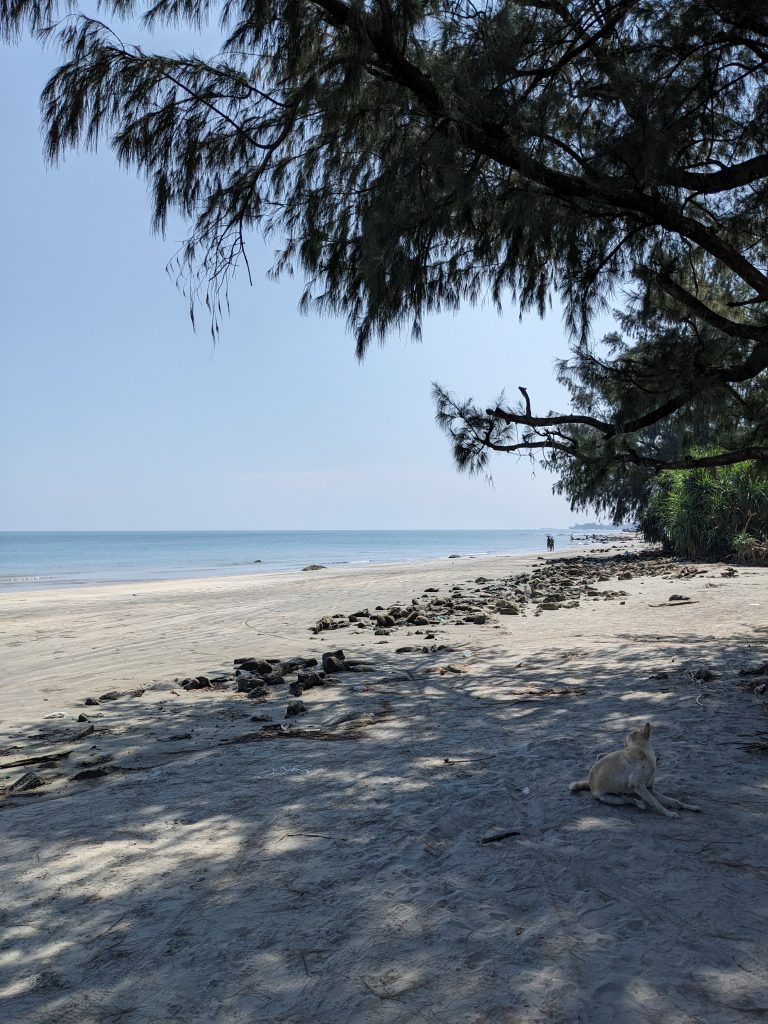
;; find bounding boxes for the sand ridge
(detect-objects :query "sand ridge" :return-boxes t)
[1,544,767,1022]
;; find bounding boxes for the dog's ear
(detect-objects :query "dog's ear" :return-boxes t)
[641,723,651,739]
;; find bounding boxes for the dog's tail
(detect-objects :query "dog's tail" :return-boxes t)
[569,780,590,794]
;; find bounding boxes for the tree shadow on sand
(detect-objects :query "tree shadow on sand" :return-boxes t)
[2,624,768,1024]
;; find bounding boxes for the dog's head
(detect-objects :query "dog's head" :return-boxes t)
[626,722,652,748]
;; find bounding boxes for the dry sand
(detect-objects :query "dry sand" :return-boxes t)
[1,543,767,1023]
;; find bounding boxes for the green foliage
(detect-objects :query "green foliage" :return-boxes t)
[639,461,768,561]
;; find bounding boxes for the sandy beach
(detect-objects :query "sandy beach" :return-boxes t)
[2,542,768,1023]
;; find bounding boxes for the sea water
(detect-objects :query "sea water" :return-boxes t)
[0,529,621,591]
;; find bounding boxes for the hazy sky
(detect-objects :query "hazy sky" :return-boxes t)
[1,34,607,531]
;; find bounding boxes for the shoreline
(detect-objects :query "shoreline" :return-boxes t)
[1,537,642,729]
[0,529,635,593]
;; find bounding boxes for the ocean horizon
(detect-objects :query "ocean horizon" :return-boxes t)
[0,528,625,591]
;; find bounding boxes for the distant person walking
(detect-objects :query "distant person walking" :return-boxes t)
[546,534,555,552]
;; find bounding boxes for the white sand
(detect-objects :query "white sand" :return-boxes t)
[1,545,767,1023]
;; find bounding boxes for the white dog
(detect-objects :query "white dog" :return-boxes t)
[569,723,700,818]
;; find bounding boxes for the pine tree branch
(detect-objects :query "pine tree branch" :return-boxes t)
[306,0,768,302]
[666,154,768,194]
[652,271,768,343]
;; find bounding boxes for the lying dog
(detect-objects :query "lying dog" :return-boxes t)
[569,722,700,818]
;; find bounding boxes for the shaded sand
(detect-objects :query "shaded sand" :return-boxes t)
[2,544,768,1023]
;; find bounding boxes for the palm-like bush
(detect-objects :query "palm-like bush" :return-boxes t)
[640,462,768,561]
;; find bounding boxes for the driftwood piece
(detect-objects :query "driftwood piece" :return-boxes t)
[480,831,522,845]
[221,729,358,745]
[71,766,119,782]
[648,601,700,608]
[0,749,73,770]
[6,773,45,794]
[512,687,588,701]
[99,688,145,702]
[30,724,95,745]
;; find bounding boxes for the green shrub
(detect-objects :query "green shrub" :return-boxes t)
[639,462,768,561]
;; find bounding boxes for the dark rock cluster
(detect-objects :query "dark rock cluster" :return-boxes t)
[310,553,694,637]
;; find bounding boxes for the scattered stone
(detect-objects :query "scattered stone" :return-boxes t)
[235,673,259,693]
[236,659,275,675]
[288,680,304,697]
[302,564,326,571]
[322,651,347,673]
[292,657,318,670]
[182,677,211,690]
[250,715,272,722]
[448,554,461,558]
[246,686,269,699]
[165,732,192,741]
[286,700,307,718]
[312,616,340,633]
[693,668,718,682]
[669,594,691,602]
[84,697,101,706]
[297,669,326,690]
[376,614,396,628]
[77,714,91,723]
[262,672,285,686]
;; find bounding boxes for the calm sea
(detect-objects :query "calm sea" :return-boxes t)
[0,529,621,591]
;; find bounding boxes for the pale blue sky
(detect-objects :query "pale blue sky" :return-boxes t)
[0,36,606,530]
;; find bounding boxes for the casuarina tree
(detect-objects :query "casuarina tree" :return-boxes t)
[4,1,768,512]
